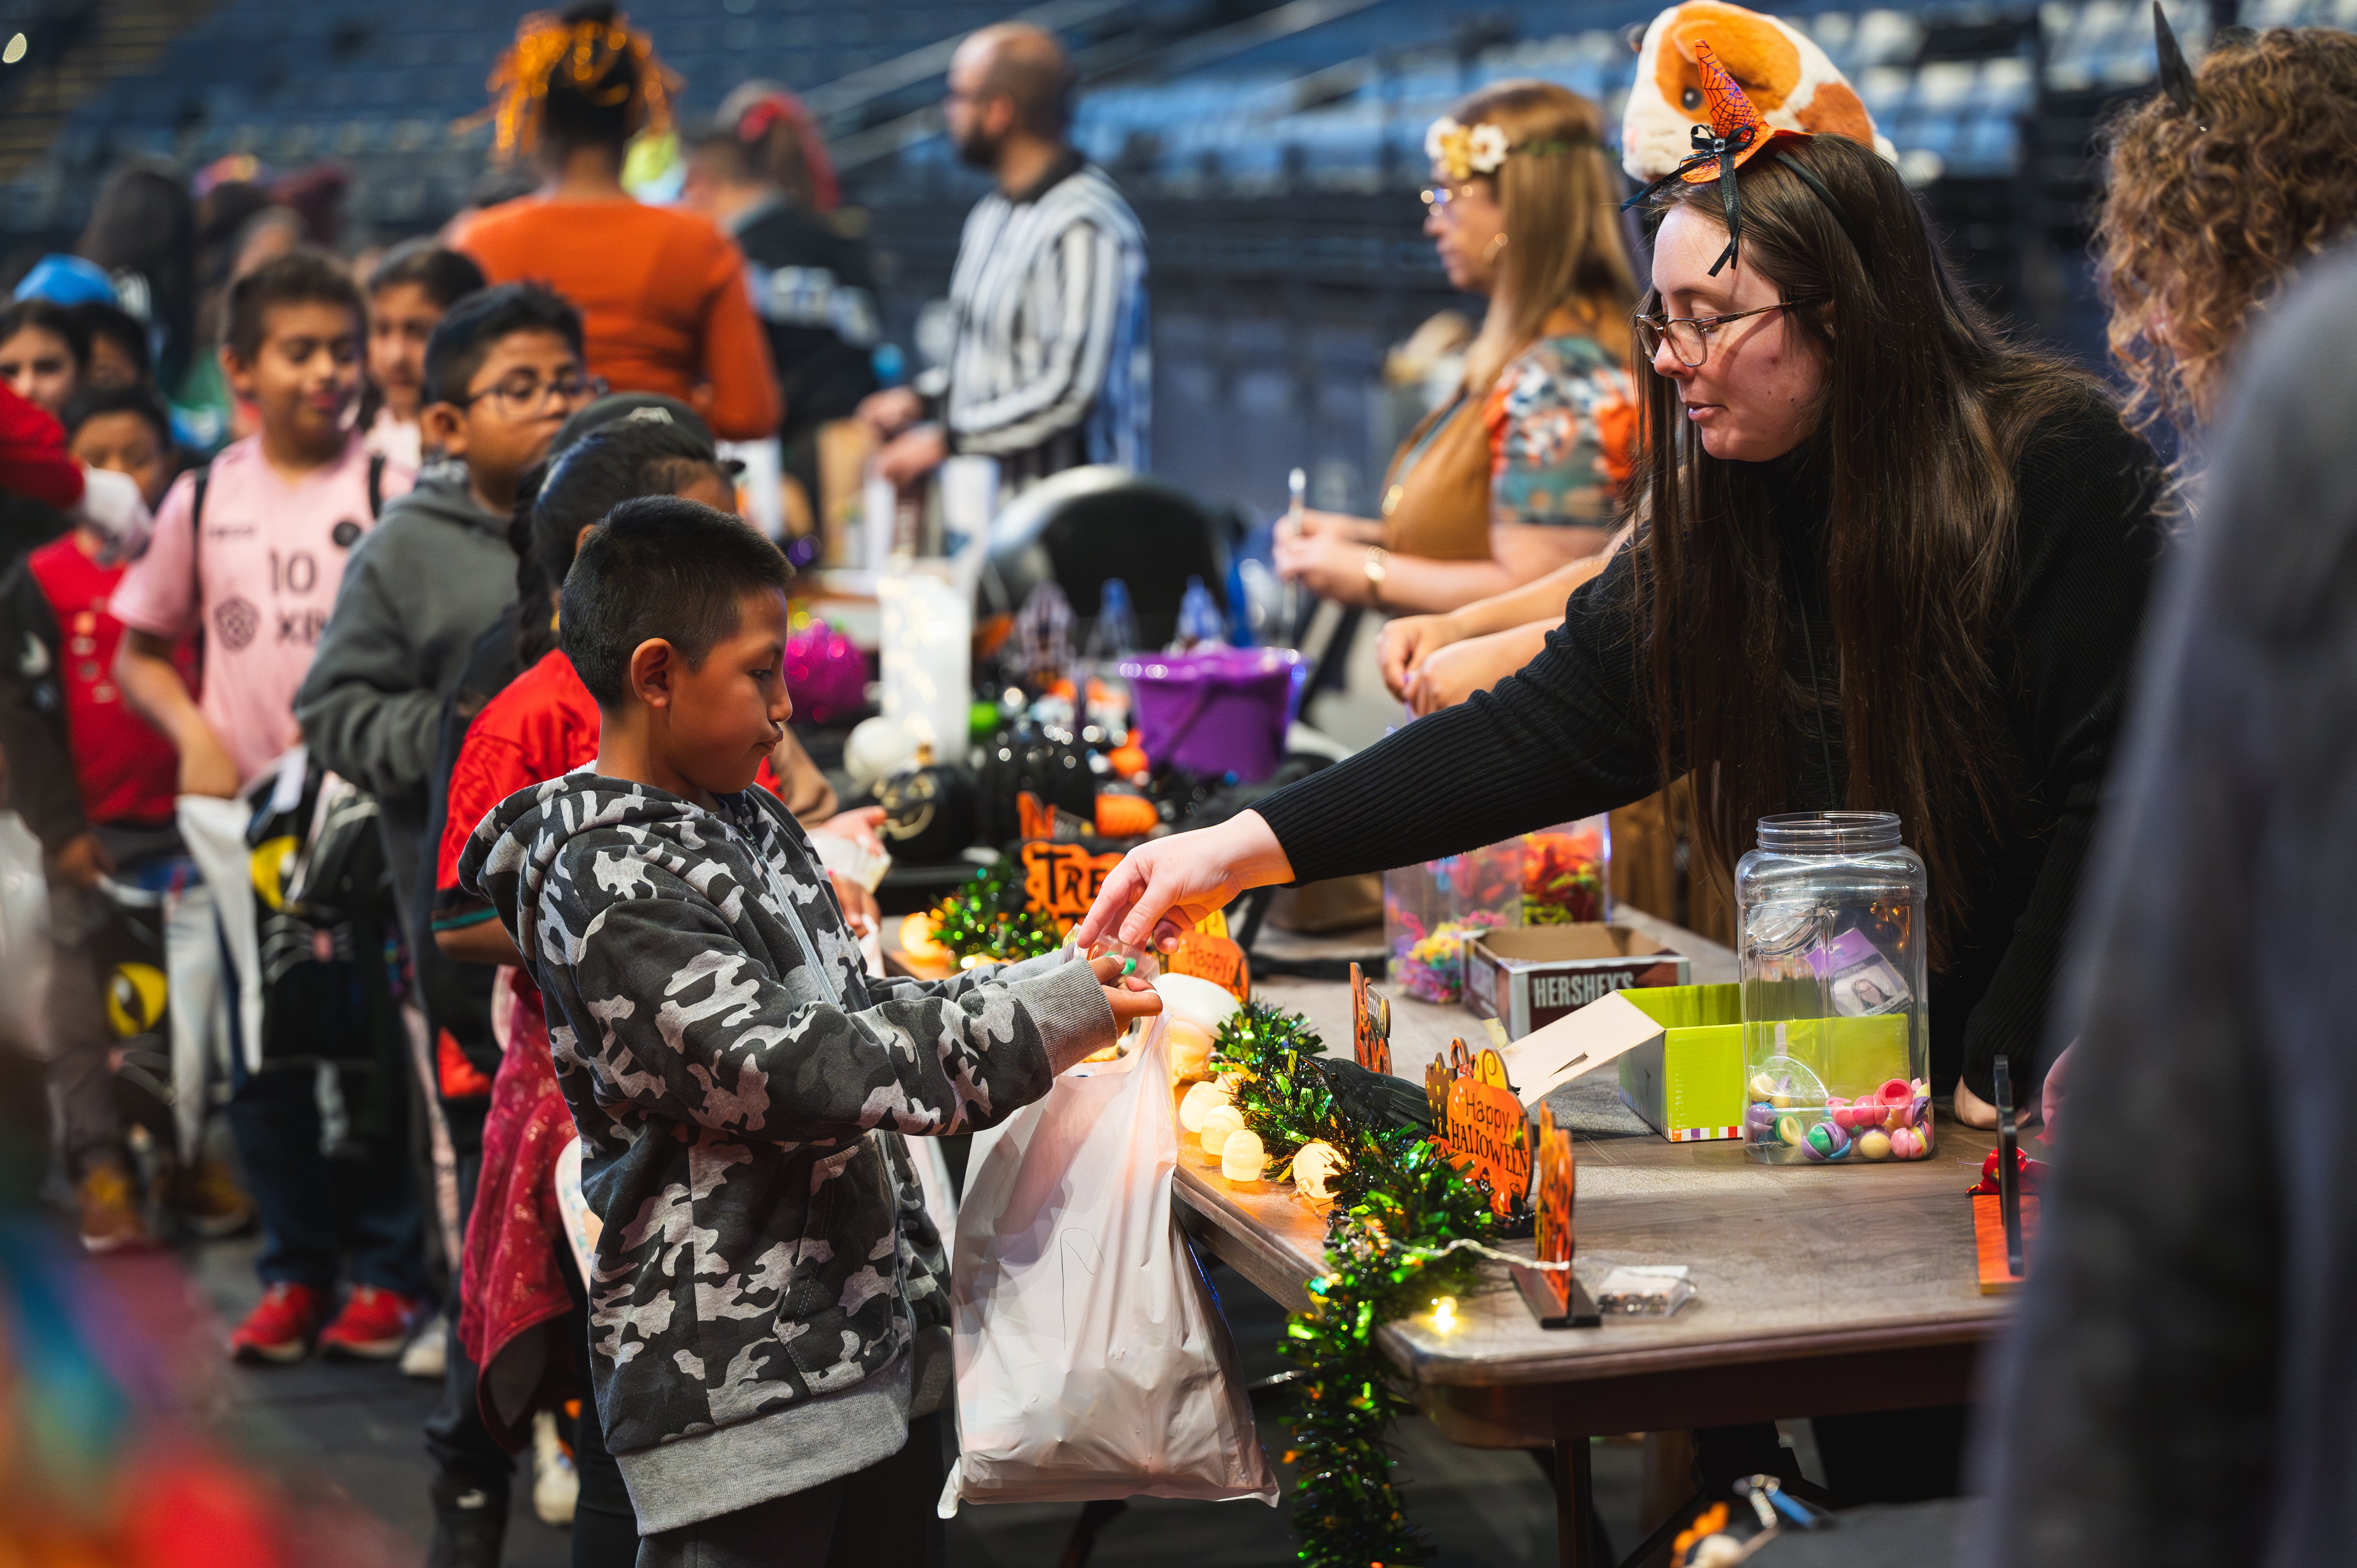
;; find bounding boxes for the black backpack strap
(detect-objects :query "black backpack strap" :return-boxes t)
[366,452,385,519]
[186,460,212,594]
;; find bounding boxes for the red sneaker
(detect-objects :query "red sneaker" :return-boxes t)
[319,1285,425,1361]
[229,1282,322,1365]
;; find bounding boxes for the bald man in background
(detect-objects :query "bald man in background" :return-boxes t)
[860,23,1149,493]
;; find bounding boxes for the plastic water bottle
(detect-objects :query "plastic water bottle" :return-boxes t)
[1175,576,1226,650]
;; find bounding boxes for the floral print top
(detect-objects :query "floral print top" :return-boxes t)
[1480,332,1637,528]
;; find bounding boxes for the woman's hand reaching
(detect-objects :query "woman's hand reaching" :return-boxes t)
[1074,811,1295,954]
[1377,611,1465,699]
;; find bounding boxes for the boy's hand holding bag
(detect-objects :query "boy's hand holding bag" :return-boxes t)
[940,1005,1279,1512]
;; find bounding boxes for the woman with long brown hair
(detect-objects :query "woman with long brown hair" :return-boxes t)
[1272,79,1639,613]
[1080,51,2167,1135]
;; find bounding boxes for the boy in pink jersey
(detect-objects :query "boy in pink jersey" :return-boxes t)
[110,249,428,1366]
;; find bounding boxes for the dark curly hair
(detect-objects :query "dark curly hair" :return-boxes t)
[2095,27,2357,447]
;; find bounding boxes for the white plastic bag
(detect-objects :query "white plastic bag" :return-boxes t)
[177,793,266,1075]
[939,1016,1279,1513]
[0,810,53,1054]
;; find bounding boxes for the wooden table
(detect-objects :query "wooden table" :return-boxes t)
[1182,910,2004,1567]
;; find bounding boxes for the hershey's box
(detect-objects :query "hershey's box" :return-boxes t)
[1463,925,1692,1040]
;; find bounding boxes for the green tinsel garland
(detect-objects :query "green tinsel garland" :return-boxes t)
[926,853,1063,964]
[1210,1000,1502,1566]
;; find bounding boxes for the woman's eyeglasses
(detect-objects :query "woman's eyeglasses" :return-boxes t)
[1632,297,1826,368]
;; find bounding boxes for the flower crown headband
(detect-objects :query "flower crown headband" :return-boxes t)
[1424,116,1592,183]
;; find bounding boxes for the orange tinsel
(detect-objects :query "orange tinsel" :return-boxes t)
[473,9,680,160]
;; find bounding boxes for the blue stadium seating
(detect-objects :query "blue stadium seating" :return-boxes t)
[8,0,2352,236]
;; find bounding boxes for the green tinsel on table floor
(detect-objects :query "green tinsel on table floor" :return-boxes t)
[1211,1000,1502,1567]
[926,852,1063,963]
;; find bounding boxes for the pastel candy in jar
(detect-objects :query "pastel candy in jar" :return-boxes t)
[1802,1121,1850,1162]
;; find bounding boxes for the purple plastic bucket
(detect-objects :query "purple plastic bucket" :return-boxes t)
[1118,646,1307,783]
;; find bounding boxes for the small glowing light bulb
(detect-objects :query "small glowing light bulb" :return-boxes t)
[3,35,25,65]
[1430,1296,1459,1333]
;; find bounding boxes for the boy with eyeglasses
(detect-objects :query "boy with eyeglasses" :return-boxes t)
[300,281,598,953]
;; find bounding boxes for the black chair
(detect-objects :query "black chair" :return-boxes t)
[977,465,1239,651]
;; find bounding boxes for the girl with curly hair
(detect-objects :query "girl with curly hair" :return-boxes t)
[2095,22,2357,449]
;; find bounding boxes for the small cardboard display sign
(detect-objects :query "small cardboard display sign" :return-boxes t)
[1351,962,1392,1076]
[1533,1104,1575,1313]
[1426,1040,1531,1218]
[1020,840,1124,926]
[1972,1192,2040,1294]
[1509,1102,1600,1328]
[1166,930,1249,999]
[1495,989,1668,1109]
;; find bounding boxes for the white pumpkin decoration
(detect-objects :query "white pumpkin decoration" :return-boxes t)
[1152,973,1242,1081]
[1220,1129,1267,1183]
[1178,1080,1234,1134]
[1292,1140,1347,1204]
[1198,1103,1245,1157]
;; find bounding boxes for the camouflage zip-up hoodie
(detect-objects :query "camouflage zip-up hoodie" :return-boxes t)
[458,771,1113,1529]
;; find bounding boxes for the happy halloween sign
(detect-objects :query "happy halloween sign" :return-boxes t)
[1426,1039,1533,1219]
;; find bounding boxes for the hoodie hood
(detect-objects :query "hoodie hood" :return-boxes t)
[401,459,511,542]
[462,768,864,995]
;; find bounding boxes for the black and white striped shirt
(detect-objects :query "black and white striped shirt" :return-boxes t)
[944,153,1149,490]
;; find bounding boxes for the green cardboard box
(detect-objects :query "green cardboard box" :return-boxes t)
[1614,984,1749,1142]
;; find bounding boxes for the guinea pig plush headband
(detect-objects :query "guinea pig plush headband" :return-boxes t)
[1620,42,1869,275]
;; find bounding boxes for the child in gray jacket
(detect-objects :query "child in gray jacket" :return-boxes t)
[460,496,1159,1564]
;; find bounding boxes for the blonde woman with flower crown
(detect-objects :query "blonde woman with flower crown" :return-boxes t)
[1273,80,1639,614]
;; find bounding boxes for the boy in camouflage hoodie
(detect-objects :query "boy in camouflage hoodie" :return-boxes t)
[458,498,1159,1562]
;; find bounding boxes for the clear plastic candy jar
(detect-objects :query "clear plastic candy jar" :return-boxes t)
[1736,812,1930,1165]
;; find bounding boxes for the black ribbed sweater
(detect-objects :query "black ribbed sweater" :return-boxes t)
[1257,388,2167,1098]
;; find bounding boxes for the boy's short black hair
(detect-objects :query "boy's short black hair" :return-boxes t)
[423,282,585,406]
[0,298,90,368]
[224,247,366,363]
[560,496,792,710]
[61,385,172,449]
[68,301,147,380]
[367,238,487,311]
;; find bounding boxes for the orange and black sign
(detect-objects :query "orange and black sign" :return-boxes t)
[1019,840,1124,927]
[1350,962,1392,1076]
[1533,1103,1575,1312]
[1434,1041,1531,1219]
[1167,931,1249,999]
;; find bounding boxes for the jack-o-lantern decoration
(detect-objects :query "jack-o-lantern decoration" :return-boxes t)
[873,744,975,864]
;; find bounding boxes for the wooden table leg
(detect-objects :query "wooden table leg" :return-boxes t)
[1554,1437,1595,1568]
